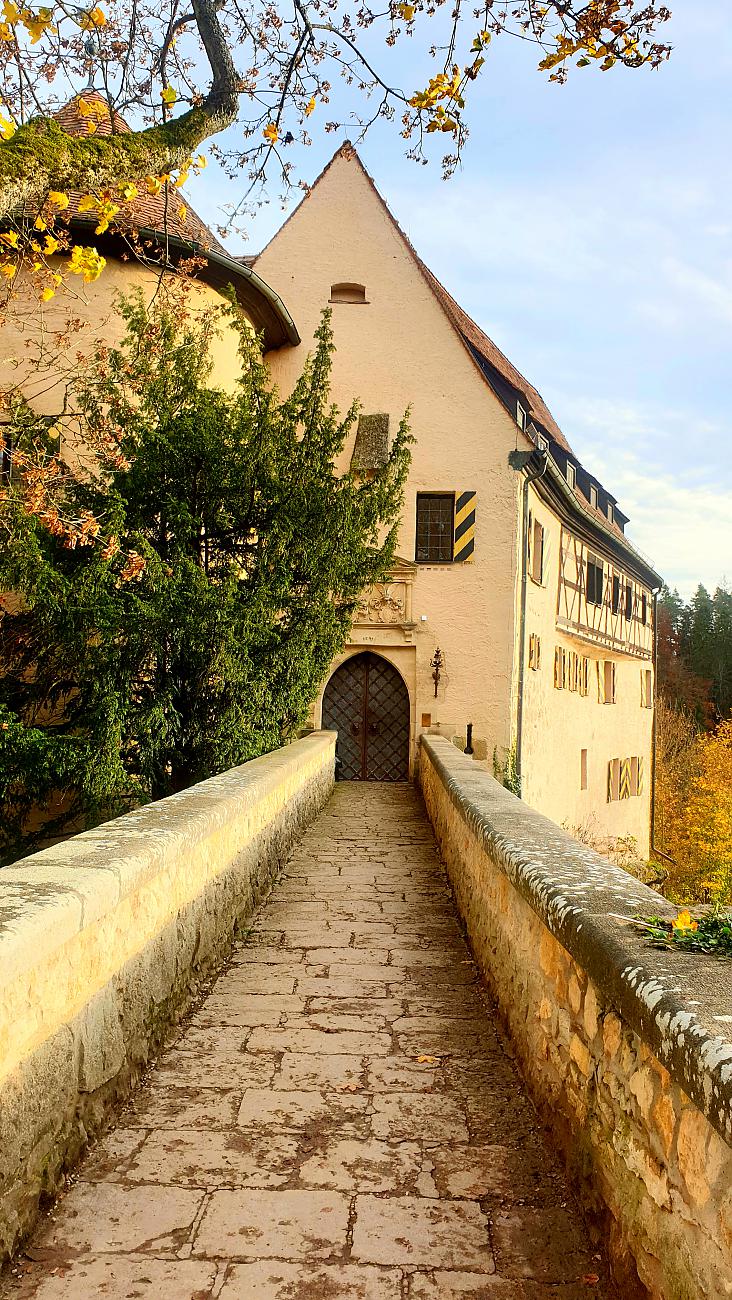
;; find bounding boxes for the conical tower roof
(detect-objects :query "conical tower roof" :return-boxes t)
[52,91,227,254]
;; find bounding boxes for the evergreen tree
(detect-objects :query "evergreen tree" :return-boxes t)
[711,586,732,720]
[0,289,411,861]
[686,584,715,681]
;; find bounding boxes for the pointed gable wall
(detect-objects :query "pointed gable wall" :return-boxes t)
[254,146,522,503]
[255,146,524,753]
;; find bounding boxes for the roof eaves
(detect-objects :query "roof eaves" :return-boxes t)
[67,216,301,348]
[526,449,662,586]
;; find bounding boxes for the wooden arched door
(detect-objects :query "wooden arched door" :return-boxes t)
[322,652,410,781]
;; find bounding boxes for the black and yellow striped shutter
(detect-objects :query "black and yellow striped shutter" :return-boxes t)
[454,491,476,562]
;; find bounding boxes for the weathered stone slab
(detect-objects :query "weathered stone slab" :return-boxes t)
[300,1138,421,1192]
[246,1027,392,1056]
[14,1257,217,1299]
[371,1093,469,1143]
[122,1127,299,1188]
[219,1261,401,1299]
[236,1087,369,1132]
[352,1195,492,1270]
[193,1188,350,1259]
[37,1182,203,1255]
[274,1052,365,1091]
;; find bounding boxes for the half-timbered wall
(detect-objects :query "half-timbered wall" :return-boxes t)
[557,528,653,659]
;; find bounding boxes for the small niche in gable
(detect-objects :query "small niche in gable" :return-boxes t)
[329,282,367,304]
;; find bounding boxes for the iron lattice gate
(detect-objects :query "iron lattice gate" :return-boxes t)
[322,652,410,781]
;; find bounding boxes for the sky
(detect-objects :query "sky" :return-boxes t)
[190,2,732,599]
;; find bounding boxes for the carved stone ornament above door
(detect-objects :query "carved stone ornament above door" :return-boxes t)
[353,557,417,640]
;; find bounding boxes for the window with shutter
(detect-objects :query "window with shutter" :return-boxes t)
[415,494,454,562]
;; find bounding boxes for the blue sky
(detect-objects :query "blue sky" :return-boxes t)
[192,2,731,598]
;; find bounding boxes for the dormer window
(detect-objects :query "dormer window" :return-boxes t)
[516,401,527,430]
[589,484,598,509]
[329,282,367,304]
[566,462,576,490]
[536,432,549,453]
[607,502,614,525]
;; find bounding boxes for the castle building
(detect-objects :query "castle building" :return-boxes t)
[254,145,661,854]
[2,101,661,855]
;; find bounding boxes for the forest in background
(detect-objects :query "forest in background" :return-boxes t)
[654,583,732,904]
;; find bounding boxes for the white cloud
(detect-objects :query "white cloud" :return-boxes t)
[550,393,732,596]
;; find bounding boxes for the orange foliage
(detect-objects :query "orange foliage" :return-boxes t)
[655,703,732,905]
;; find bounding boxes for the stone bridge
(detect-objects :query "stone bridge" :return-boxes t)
[0,734,730,1300]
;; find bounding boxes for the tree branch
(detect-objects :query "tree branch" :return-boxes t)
[0,0,240,221]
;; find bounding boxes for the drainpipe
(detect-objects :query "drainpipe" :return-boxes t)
[649,584,674,868]
[510,448,548,794]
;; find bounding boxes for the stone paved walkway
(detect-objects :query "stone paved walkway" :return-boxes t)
[5,784,614,1300]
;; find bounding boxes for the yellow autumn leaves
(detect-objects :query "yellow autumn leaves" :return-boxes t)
[0,148,207,302]
[262,93,317,144]
[407,32,489,138]
[656,709,732,906]
[0,0,105,43]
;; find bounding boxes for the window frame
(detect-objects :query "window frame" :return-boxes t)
[530,517,544,585]
[566,462,576,490]
[586,554,604,606]
[415,492,455,564]
[589,484,598,509]
[625,582,633,621]
[611,574,621,615]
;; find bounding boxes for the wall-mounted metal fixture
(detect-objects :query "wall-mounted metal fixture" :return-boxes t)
[464,723,474,756]
[430,647,444,698]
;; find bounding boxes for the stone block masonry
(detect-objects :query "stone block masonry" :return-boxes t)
[419,734,732,1300]
[0,731,336,1263]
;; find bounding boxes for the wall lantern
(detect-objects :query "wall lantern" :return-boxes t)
[430,647,444,698]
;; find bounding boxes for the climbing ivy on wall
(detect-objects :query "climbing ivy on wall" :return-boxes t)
[0,288,411,862]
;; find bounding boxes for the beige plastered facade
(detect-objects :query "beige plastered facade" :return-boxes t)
[521,488,654,852]
[0,259,244,456]
[254,149,656,854]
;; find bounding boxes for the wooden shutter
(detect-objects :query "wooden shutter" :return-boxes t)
[454,491,476,562]
[640,669,646,708]
[619,758,631,800]
[597,660,605,703]
[638,757,644,796]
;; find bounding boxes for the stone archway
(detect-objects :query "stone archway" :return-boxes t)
[322,652,410,781]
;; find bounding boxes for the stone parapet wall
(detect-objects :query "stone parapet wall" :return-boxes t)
[0,732,336,1262]
[419,735,732,1300]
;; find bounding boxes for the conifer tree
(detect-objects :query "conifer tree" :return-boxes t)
[0,289,411,861]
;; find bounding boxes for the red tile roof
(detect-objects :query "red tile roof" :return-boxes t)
[416,262,573,455]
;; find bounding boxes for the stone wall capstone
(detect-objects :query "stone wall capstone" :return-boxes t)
[0,731,336,1263]
[419,734,732,1300]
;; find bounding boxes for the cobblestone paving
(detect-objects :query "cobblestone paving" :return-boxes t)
[5,784,614,1300]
